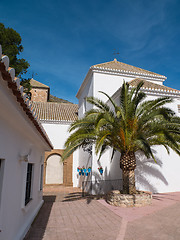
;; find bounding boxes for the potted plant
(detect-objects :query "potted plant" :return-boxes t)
[81,166,85,173]
[98,166,103,175]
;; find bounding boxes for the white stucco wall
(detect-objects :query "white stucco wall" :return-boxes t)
[93,72,134,101]
[42,122,71,149]
[72,148,79,187]
[78,74,93,118]
[42,122,79,187]
[0,77,51,240]
[134,94,180,193]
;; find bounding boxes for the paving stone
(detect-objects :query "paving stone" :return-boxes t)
[24,186,122,240]
[25,186,180,240]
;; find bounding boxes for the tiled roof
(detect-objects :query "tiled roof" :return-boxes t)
[129,78,180,93]
[32,102,78,122]
[30,78,49,88]
[92,59,166,78]
[0,46,53,149]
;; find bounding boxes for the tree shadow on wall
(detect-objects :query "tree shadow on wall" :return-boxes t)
[82,149,168,200]
[135,151,168,193]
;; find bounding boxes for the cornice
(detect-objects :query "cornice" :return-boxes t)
[134,87,180,98]
[40,119,74,125]
[91,67,166,82]
[112,85,180,101]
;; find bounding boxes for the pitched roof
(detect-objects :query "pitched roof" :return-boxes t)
[30,78,49,88]
[91,59,166,78]
[0,47,53,149]
[129,78,180,93]
[32,102,78,122]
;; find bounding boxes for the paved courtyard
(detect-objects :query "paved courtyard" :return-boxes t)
[24,186,180,240]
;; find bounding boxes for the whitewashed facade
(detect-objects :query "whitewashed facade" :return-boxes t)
[42,121,79,187]
[76,59,180,193]
[31,101,79,187]
[0,47,52,240]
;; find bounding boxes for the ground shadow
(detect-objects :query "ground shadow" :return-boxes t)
[24,195,56,240]
[62,191,83,202]
[152,192,180,202]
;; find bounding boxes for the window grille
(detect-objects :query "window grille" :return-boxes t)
[40,164,43,191]
[25,163,33,205]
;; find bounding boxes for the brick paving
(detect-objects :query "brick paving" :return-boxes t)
[25,187,180,240]
[24,186,122,240]
[124,202,180,240]
[99,192,180,240]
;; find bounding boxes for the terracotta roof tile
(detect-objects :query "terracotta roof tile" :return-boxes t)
[92,59,166,78]
[30,78,49,88]
[129,78,180,93]
[32,102,78,122]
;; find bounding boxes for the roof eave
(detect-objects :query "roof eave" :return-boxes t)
[91,66,167,81]
[111,84,180,102]
[129,86,180,97]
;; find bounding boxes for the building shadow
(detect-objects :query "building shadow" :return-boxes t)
[24,195,56,240]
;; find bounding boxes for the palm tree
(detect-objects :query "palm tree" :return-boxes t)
[62,81,180,194]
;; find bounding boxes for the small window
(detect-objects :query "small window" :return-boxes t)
[25,163,33,205]
[40,164,43,191]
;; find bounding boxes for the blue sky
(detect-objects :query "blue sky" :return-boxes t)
[1,0,180,103]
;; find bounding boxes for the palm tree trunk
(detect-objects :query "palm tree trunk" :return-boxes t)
[122,169,136,194]
[120,151,136,194]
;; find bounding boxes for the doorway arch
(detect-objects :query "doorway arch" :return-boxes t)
[46,154,63,184]
[44,149,73,186]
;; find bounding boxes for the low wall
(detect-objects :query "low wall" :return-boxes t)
[106,190,152,207]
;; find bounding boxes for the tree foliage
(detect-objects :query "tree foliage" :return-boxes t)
[62,81,180,194]
[0,23,30,76]
[0,23,31,92]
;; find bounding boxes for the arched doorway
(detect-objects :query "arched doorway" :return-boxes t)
[44,149,73,186]
[45,154,63,184]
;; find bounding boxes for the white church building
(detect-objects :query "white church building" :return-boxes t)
[76,59,180,194]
